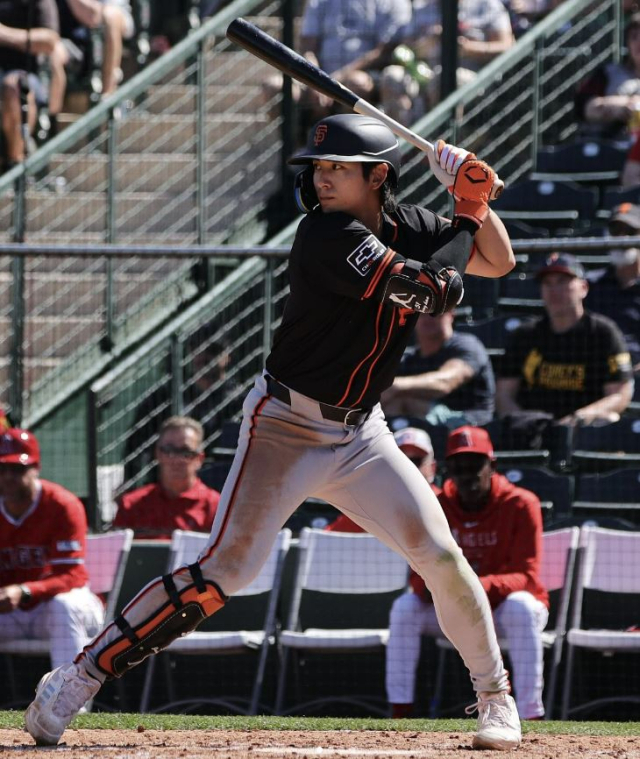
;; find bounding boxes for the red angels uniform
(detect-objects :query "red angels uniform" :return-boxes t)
[409,474,548,610]
[0,479,89,605]
[113,478,220,539]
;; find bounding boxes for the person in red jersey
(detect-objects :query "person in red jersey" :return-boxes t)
[0,428,103,669]
[386,425,548,720]
[113,416,220,539]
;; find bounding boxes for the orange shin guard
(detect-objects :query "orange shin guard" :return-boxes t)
[95,563,226,677]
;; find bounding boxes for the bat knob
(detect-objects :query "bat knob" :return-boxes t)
[490,178,504,202]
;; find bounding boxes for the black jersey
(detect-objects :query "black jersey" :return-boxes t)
[497,311,633,419]
[266,204,455,408]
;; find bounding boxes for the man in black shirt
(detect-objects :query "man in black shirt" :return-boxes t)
[496,253,634,425]
[586,202,640,378]
[0,0,59,167]
[381,309,495,427]
[27,115,521,751]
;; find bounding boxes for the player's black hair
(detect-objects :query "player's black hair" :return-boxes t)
[362,163,398,214]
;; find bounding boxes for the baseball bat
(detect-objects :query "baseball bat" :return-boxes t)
[226,17,503,200]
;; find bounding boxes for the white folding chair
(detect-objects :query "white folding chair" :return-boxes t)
[0,529,134,705]
[561,526,640,718]
[274,527,410,716]
[430,527,579,719]
[139,528,292,715]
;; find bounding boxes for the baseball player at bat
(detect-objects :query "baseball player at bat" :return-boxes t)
[25,114,520,751]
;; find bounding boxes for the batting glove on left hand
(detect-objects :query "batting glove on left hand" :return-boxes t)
[427,139,472,190]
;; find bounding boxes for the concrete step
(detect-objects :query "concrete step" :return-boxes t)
[56,112,272,154]
[48,147,273,193]
[142,84,266,115]
[0,357,62,390]
[205,51,278,84]
[0,314,102,357]
[0,270,179,315]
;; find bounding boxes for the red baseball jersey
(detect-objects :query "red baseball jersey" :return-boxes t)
[410,473,548,609]
[0,478,89,605]
[113,478,220,539]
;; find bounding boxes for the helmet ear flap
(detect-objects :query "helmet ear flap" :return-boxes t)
[294,166,319,213]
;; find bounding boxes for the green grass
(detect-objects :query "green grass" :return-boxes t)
[1,711,639,736]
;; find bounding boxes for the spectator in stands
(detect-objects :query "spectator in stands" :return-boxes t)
[496,253,634,427]
[621,131,640,186]
[586,202,640,376]
[123,327,234,485]
[0,0,59,169]
[262,0,411,141]
[386,425,548,720]
[49,0,135,125]
[325,426,438,534]
[378,0,514,123]
[575,12,640,139]
[113,416,220,539]
[0,428,104,669]
[504,0,565,38]
[381,310,495,428]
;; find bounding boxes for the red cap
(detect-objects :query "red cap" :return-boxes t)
[445,425,494,459]
[0,428,40,466]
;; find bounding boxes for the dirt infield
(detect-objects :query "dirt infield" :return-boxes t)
[2,729,640,758]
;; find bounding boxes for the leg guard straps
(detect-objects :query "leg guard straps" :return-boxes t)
[95,563,227,678]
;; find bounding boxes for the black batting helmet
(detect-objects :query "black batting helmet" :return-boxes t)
[288,114,401,187]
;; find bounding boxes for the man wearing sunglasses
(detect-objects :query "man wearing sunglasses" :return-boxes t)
[113,416,220,540]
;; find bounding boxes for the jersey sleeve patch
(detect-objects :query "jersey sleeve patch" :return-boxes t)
[347,234,387,276]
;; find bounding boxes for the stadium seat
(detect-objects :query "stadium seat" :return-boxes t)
[199,459,232,492]
[600,182,640,211]
[503,219,551,239]
[571,469,640,523]
[498,272,544,313]
[532,139,629,185]
[501,466,574,524]
[460,275,500,320]
[570,418,640,472]
[481,418,551,468]
[456,314,534,356]
[139,528,292,715]
[0,529,134,707]
[491,179,599,235]
[274,528,409,716]
[430,527,580,719]
[561,526,640,718]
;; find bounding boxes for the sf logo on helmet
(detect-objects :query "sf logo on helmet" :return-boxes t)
[314,124,328,146]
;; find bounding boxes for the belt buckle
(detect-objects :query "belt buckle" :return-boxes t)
[343,408,362,426]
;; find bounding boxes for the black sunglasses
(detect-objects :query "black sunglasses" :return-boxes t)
[157,444,201,460]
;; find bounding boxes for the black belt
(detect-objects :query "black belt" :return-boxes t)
[266,375,371,426]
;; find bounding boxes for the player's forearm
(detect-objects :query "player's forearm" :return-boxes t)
[584,95,639,124]
[459,34,513,61]
[466,209,515,277]
[394,361,472,398]
[65,0,104,28]
[0,24,59,55]
[571,382,634,422]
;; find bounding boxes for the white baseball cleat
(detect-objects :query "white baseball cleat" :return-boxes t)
[24,662,101,746]
[467,692,522,750]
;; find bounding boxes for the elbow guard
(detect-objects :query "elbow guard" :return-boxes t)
[381,259,464,316]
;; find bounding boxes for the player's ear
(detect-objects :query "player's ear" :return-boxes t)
[370,163,388,190]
